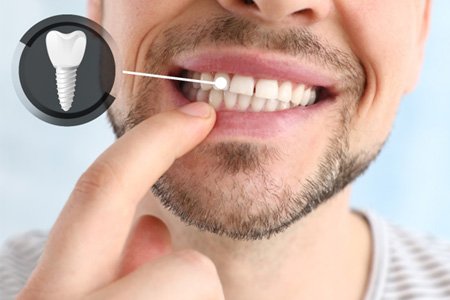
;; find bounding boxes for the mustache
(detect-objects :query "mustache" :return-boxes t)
[144,14,365,94]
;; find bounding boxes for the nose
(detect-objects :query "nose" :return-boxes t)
[217,0,332,24]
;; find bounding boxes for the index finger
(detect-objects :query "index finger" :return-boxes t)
[26,102,215,296]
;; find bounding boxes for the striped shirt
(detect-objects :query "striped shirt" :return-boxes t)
[1,211,450,300]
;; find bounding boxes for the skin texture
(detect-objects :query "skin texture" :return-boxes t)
[18,1,431,300]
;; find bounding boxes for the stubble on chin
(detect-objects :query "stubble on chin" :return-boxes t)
[108,15,375,240]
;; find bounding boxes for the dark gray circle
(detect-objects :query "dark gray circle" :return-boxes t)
[13,15,117,126]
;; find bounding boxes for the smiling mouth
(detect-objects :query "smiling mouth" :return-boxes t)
[177,70,332,113]
[170,49,337,113]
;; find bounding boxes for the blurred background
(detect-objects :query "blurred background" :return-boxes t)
[1,1,450,243]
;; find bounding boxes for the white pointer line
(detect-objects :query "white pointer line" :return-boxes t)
[122,70,227,90]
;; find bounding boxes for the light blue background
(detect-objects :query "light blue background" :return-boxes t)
[1,1,449,243]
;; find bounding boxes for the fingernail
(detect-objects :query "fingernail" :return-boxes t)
[178,102,212,118]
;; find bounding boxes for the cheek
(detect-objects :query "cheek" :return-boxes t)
[103,0,198,114]
[103,0,195,68]
[338,0,417,99]
[335,1,419,150]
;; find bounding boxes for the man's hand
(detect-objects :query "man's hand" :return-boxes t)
[17,102,225,300]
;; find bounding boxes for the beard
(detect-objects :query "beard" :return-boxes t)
[109,15,378,240]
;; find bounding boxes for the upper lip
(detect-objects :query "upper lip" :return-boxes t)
[170,46,338,91]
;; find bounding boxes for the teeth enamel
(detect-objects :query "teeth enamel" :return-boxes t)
[224,91,238,109]
[278,81,292,102]
[255,79,278,99]
[183,71,319,112]
[278,101,290,110]
[291,84,306,106]
[299,88,311,107]
[200,73,213,91]
[265,99,279,112]
[238,94,251,111]
[307,89,316,106]
[230,75,255,96]
[209,89,223,109]
[251,97,266,112]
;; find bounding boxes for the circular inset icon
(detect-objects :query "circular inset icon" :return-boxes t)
[12,15,118,126]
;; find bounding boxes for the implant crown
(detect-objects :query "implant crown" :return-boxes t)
[46,30,87,68]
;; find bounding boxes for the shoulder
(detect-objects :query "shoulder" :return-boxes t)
[0,230,48,300]
[384,223,450,299]
[363,211,450,300]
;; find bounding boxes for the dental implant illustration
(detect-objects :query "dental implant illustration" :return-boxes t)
[46,30,87,112]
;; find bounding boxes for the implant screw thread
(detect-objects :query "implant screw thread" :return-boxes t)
[55,66,78,112]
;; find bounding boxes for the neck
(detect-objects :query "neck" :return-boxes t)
[136,187,372,300]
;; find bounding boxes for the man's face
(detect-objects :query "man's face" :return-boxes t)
[98,0,429,239]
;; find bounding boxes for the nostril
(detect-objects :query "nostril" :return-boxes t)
[294,8,313,16]
[243,0,255,5]
[292,8,318,22]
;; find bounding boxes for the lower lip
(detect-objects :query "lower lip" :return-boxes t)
[165,81,334,140]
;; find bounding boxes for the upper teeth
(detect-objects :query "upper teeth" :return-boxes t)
[183,71,318,112]
[229,75,255,96]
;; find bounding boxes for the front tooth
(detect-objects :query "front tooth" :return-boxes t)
[255,79,278,99]
[193,72,201,89]
[291,84,306,106]
[265,99,278,112]
[214,73,230,90]
[237,94,251,111]
[278,82,292,102]
[200,73,213,91]
[224,91,238,109]
[299,88,311,106]
[230,75,255,96]
[251,97,266,112]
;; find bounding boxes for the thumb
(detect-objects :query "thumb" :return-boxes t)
[118,215,172,278]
